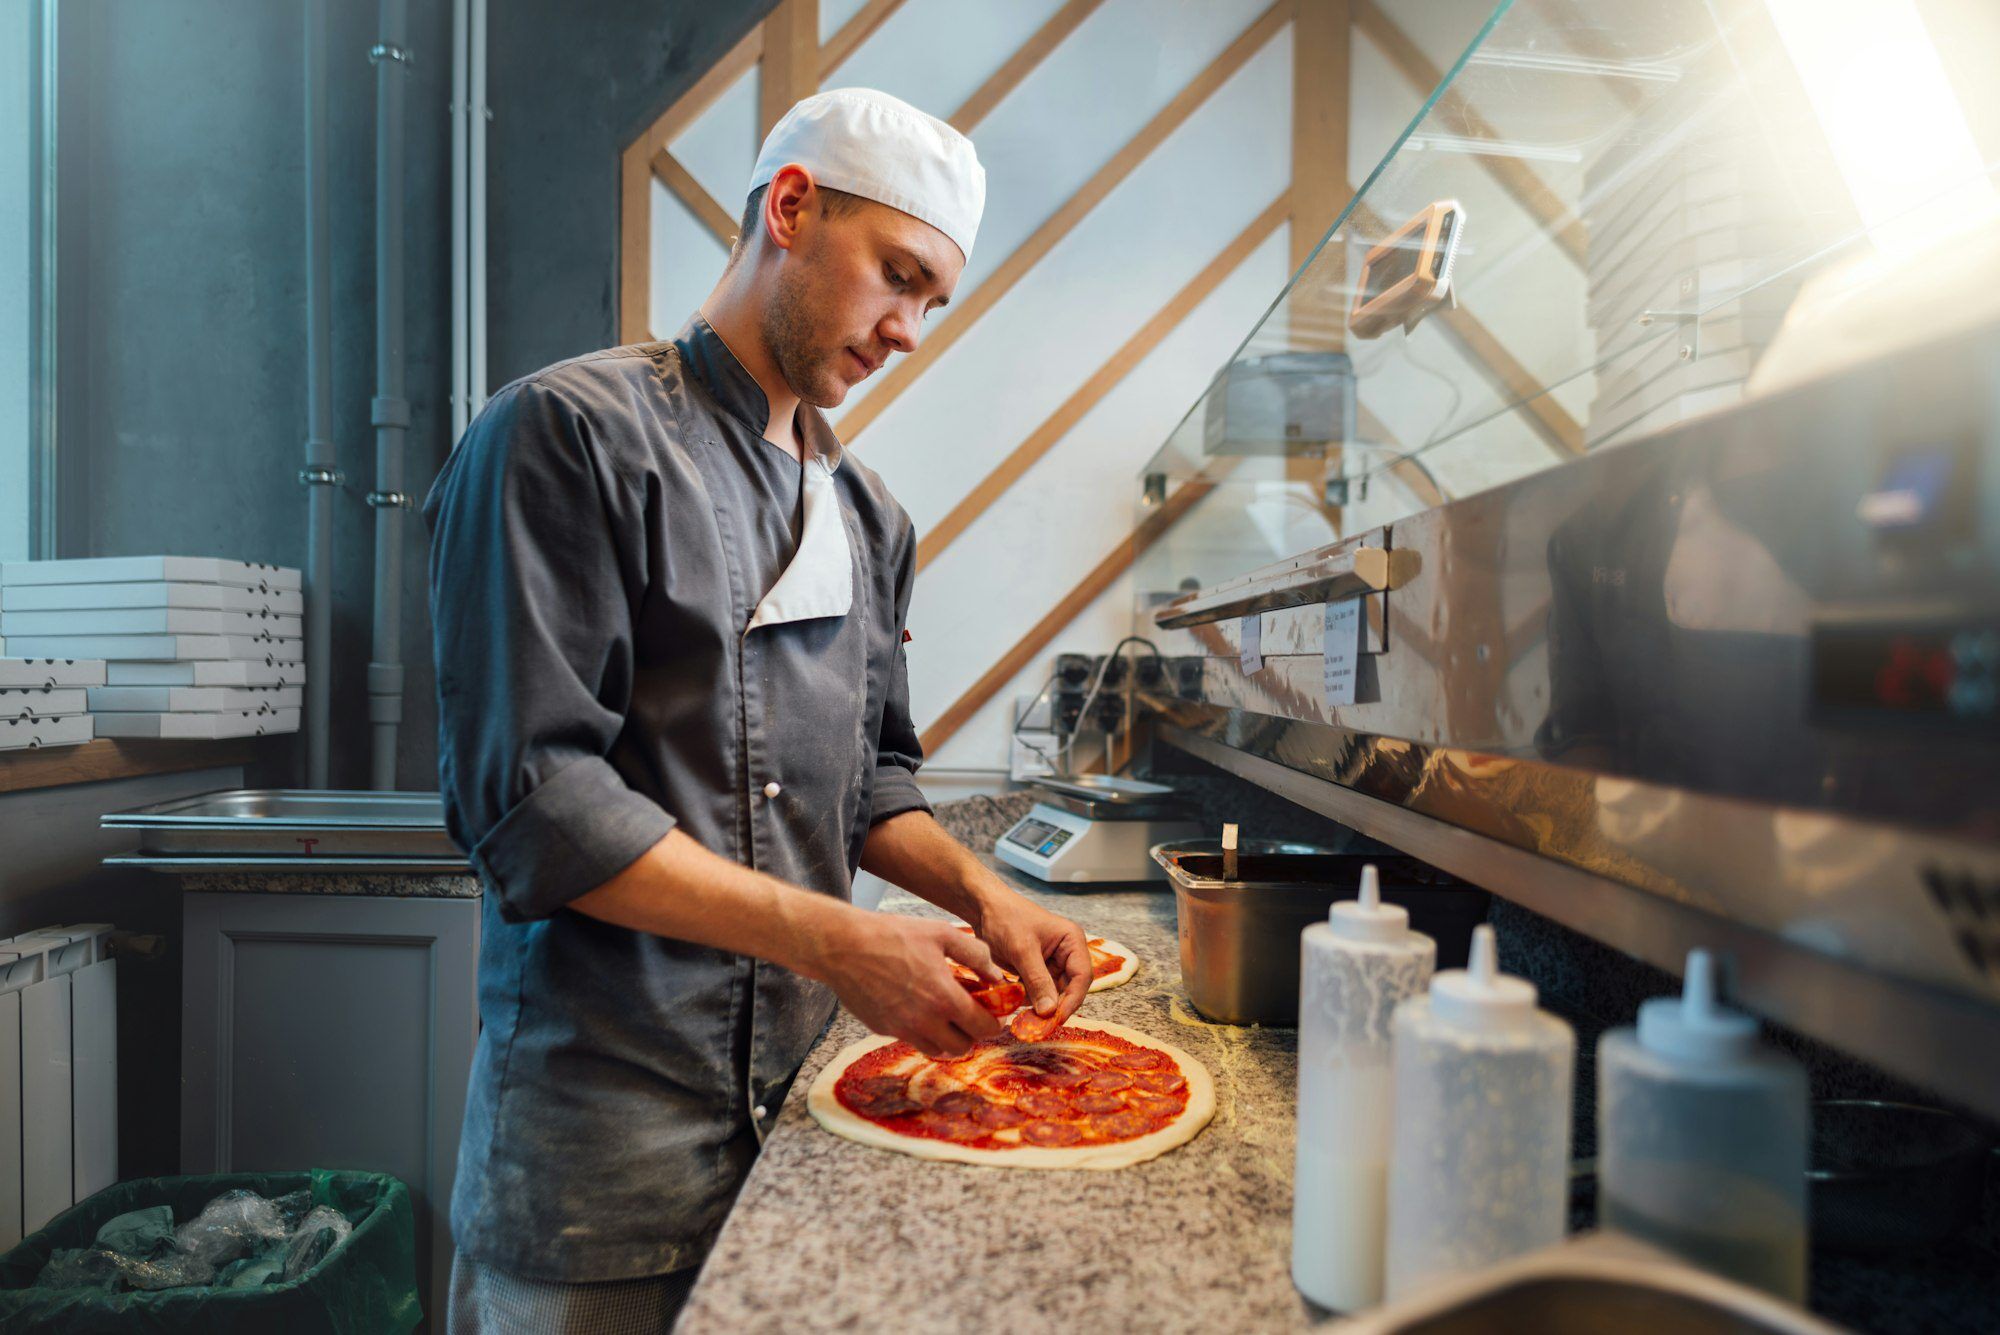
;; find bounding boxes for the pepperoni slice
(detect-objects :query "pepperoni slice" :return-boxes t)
[958,974,1027,1018]
[1008,1009,1061,1042]
[1107,1050,1166,1071]
[1082,1070,1133,1094]
[1126,1093,1180,1119]
[1132,1070,1187,1095]
[852,1075,909,1099]
[931,1089,987,1115]
[1076,1092,1126,1114]
[1022,1120,1083,1147]
[1089,1108,1158,1139]
[917,1111,987,1142]
[974,1102,1028,1129]
[846,1089,920,1118]
[1016,1090,1078,1120]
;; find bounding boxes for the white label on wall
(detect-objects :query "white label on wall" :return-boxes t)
[1240,613,1263,675]
[1323,599,1361,706]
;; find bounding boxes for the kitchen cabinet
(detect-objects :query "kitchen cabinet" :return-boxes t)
[181,890,477,1323]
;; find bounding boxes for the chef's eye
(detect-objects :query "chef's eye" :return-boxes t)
[885,265,909,288]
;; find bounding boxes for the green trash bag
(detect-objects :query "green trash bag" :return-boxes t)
[0,1169,423,1335]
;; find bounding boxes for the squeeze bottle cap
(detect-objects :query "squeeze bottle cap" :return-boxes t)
[1428,925,1537,1028]
[1329,865,1412,943]
[1637,949,1757,1061]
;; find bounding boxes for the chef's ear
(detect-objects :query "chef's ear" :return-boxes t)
[762,165,816,253]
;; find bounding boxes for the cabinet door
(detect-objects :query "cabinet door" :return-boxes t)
[182,892,478,1325]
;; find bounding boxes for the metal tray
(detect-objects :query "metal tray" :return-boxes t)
[102,788,460,858]
[104,854,470,874]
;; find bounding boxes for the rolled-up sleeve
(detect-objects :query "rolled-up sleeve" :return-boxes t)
[869,523,933,826]
[424,379,676,922]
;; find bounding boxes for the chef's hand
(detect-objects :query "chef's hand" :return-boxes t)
[972,889,1093,1028]
[819,912,1006,1061]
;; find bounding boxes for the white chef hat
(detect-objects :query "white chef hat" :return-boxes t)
[749,87,986,263]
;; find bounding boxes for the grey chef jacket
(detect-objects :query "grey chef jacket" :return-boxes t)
[423,315,931,1283]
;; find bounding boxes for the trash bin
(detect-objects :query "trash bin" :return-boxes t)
[0,1169,423,1335]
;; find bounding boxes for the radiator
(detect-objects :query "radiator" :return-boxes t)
[0,923,116,1247]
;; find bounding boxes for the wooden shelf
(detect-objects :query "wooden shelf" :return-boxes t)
[0,736,280,796]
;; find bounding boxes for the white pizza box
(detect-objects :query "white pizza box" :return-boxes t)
[103,659,303,688]
[0,557,300,593]
[88,685,303,713]
[0,608,304,638]
[0,581,303,615]
[1,688,88,718]
[92,707,300,740]
[0,713,94,751]
[0,634,304,663]
[0,657,107,688]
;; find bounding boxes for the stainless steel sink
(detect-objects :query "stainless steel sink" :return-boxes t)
[101,788,468,871]
[1331,1233,1842,1334]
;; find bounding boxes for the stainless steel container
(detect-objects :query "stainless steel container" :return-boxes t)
[101,788,465,867]
[1152,839,1487,1026]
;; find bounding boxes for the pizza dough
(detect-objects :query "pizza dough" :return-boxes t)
[1086,937,1137,991]
[808,1018,1215,1170]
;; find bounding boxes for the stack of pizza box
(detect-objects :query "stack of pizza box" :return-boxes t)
[0,556,303,740]
[0,654,103,751]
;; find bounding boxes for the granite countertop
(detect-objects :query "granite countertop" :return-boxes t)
[677,846,1321,1333]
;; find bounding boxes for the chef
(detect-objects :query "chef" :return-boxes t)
[425,87,1095,1333]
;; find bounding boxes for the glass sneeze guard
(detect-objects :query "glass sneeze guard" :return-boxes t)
[1133,0,2000,608]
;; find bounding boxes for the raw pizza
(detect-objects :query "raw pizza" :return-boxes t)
[953,927,1137,993]
[807,1019,1214,1169]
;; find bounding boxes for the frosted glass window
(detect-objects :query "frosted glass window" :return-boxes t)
[649,178,730,342]
[672,68,760,218]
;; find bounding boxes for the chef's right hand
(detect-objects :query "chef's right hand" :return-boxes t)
[819,912,1006,1060]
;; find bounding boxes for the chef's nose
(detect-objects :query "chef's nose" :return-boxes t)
[878,306,918,355]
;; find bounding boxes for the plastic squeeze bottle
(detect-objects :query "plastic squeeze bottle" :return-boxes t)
[1384,925,1575,1301]
[1597,949,1808,1302]
[1292,866,1437,1311]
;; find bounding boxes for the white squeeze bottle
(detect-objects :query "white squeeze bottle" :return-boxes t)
[1292,865,1436,1311]
[1597,949,1808,1302]
[1384,925,1575,1300]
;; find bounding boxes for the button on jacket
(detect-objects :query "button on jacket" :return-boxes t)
[424,316,930,1282]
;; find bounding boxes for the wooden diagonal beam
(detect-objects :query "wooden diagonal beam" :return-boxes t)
[820,0,906,80]
[651,150,738,248]
[920,469,1223,754]
[1353,0,1588,266]
[1350,198,1584,456]
[949,0,1105,132]
[839,0,1293,446]
[916,192,1290,572]
[619,24,763,343]
[761,0,820,138]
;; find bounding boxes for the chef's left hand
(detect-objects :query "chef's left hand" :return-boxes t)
[972,888,1093,1025]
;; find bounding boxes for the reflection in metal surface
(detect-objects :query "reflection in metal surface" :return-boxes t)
[1141,325,2000,1111]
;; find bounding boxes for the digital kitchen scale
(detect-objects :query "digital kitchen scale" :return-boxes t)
[993,775,1203,884]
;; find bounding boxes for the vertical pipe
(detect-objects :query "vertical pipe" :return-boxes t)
[450,0,468,443]
[367,0,411,790]
[469,0,488,416]
[302,0,334,788]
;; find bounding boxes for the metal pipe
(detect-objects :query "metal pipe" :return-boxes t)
[469,0,488,415]
[367,0,411,790]
[301,0,335,788]
[450,0,468,442]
